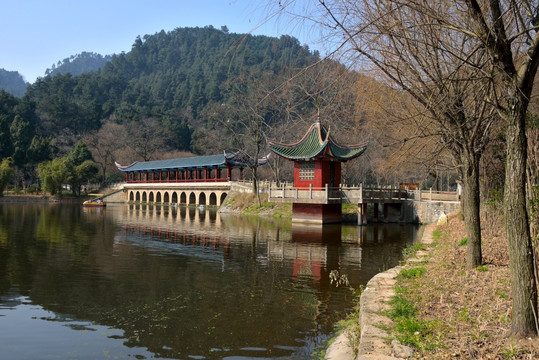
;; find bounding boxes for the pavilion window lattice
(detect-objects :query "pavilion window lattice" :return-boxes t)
[299,162,315,180]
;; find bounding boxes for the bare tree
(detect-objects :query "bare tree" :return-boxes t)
[84,121,127,185]
[125,118,173,162]
[271,0,538,335]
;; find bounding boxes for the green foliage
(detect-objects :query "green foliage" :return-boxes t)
[402,242,426,259]
[342,203,358,214]
[476,265,488,272]
[9,114,33,166]
[458,237,468,246]
[25,27,320,150]
[38,142,97,197]
[387,295,438,351]
[0,157,14,196]
[64,142,97,196]
[38,158,67,195]
[398,267,427,279]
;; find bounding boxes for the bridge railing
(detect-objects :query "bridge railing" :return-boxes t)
[126,178,230,184]
[408,189,460,202]
[268,184,409,204]
[268,184,459,203]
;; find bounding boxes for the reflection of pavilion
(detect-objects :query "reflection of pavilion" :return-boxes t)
[115,205,357,282]
[113,205,416,287]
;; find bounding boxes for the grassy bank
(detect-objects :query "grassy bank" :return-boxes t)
[219,192,293,218]
[220,192,360,219]
[387,209,538,358]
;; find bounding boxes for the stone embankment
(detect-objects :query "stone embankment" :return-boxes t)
[325,224,436,360]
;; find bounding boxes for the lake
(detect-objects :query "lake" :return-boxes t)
[0,203,419,359]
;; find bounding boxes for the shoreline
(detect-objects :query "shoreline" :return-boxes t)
[0,194,84,203]
[325,225,434,360]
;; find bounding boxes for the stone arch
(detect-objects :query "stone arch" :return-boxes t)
[164,192,170,203]
[172,192,178,203]
[149,192,155,202]
[220,192,228,206]
[129,191,134,201]
[180,192,187,204]
[209,192,217,206]
[188,192,196,204]
[142,192,147,202]
[199,192,207,205]
[136,191,141,201]
[156,192,162,203]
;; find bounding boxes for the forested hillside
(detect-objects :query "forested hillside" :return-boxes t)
[0,69,28,98]
[0,26,340,187]
[0,24,518,195]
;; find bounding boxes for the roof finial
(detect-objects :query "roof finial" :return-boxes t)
[316,108,320,124]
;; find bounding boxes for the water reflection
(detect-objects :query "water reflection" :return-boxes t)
[0,203,419,360]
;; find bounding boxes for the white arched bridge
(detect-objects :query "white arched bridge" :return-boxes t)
[125,182,231,206]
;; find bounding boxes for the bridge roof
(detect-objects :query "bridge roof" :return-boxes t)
[116,152,260,172]
[267,121,367,161]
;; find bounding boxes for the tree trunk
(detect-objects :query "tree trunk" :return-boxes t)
[461,153,482,268]
[504,102,538,336]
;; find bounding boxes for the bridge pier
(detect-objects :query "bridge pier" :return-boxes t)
[357,203,368,225]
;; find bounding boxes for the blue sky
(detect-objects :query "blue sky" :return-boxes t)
[1,0,315,83]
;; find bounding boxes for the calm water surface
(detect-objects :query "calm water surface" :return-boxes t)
[0,203,419,359]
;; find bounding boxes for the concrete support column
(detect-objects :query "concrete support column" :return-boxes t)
[383,203,389,223]
[357,203,368,225]
[373,203,379,222]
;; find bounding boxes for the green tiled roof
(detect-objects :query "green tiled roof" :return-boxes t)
[268,122,367,161]
[117,154,229,172]
[116,151,268,172]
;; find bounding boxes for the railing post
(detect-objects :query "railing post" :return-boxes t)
[430,188,432,201]
[282,183,285,198]
[325,183,329,201]
[309,184,313,199]
[359,183,363,203]
[295,187,298,199]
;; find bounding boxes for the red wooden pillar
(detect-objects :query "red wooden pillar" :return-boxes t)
[159,170,162,182]
[227,165,231,180]
[145,171,149,182]
[194,168,198,182]
[204,167,208,181]
[175,169,179,181]
[215,166,219,181]
[167,169,170,182]
[126,172,129,183]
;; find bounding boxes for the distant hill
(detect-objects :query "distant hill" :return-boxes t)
[25,26,321,147]
[45,52,113,77]
[0,69,28,97]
